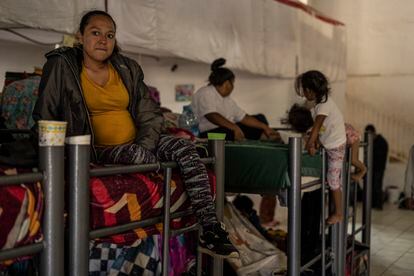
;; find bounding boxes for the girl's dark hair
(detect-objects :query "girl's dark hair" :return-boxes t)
[295,70,330,103]
[208,58,235,86]
[285,104,314,133]
[78,10,120,54]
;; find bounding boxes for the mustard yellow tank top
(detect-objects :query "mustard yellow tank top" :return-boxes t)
[81,64,136,146]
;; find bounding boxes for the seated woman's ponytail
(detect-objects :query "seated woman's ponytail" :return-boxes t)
[208,58,235,86]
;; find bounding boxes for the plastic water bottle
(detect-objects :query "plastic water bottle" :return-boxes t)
[178,105,200,137]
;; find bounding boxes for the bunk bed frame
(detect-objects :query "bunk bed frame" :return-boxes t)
[222,133,373,276]
[0,137,65,275]
[286,133,374,276]
[0,134,373,276]
[0,136,226,276]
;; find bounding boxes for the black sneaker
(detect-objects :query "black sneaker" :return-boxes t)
[199,222,239,259]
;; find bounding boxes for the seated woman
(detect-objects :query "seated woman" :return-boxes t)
[192,58,281,227]
[191,58,279,141]
[32,10,238,259]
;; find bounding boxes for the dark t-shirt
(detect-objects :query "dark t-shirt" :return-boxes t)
[373,134,388,172]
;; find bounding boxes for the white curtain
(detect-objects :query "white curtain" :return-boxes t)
[0,0,346,79]
[0,0,104,33]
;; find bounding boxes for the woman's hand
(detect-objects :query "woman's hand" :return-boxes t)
[233,126,245,141]
[263,127,281,140]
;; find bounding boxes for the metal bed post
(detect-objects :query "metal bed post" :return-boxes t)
[350,147,358,275]
[339,147,350,275]
[363,131,374,275]
[39,140,65,275]
[331,146,350,276]
[331,221,339,275]
[344,147,353,274]
[162,167,173,276]
[209,139,225,276]
[363,132,373,243]
[67,135,91,276]
[321,148,327,276]
[288,137,302,276]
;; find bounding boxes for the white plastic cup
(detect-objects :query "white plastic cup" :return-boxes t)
[38,120,67,146]
[65,135,91,145]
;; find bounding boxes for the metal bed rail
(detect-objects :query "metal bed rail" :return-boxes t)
[0,132,371,276]
[288,132,373,276]
[67,136,225,276]
[0,143,65,276]
[340,131,373,276]
[288,137,329,276]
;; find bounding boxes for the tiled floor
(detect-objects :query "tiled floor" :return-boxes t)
[248,195,414,275]
[370,203,414,276]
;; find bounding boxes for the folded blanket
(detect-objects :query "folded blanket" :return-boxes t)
[90,169,215,245]
[0,167,43,267]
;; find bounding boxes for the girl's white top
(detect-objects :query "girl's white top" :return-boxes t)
[312,97,346,149]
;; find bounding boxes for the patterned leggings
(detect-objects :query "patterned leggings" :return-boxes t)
[326,143,346,191]
[96,135,218,227]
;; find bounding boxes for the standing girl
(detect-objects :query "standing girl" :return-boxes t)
[286,104,367,182]
[295,70,346,225]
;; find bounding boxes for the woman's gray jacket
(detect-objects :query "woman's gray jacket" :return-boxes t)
[32,47,164,160]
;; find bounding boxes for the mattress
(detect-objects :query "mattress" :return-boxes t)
[225,141,322,194]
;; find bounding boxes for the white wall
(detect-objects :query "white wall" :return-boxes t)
[0,40,49,86]
[309,0,414,161]
[348,76,413,125]
[309,0,414,122]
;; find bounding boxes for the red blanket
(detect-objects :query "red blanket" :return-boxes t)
[0,168,43,266]
[0,166,216,251]
[90,170,216,244]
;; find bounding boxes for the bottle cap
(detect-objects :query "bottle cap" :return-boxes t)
[207,132,226,140]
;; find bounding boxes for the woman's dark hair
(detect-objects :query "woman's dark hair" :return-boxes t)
[79,10,116,34]
[77,10,120,54]
[295,70,330,103]
[208,58,235,86]
[285,104,314,133]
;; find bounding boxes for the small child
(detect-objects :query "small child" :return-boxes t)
[286,104,367,182]
[294,70,347,225]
